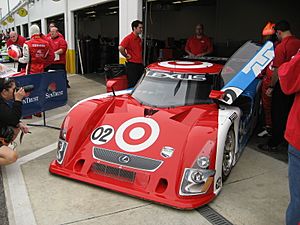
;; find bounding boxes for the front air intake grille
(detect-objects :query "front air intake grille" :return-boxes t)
[91,162,136,183]
[93,147,163,171]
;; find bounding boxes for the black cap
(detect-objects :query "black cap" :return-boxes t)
[274,20,290,32]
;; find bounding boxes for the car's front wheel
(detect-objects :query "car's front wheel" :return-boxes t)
[222,127,235,181]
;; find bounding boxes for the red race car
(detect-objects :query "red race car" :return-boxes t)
[50,41,274,209]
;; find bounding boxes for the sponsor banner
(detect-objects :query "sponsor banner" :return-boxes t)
[13,70,67,116]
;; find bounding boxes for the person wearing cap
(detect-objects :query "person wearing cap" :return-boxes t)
[185,24,213,58]
[6,31,27,72]
[18,24,50,75]
[278,50,300,225]
[257,22,277,137]
[0,77,29,165]
[259,20,300,152]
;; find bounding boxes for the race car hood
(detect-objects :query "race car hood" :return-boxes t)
[64,95,219,175]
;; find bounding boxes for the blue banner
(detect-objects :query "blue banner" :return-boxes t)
[13,70,68,116]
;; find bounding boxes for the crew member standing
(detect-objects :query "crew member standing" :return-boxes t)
[278,50,300,225]
[185,24,213,58]
[119,20,144,88]
[259,20,300,151]
[6,31,27,72]
[18,24,50,75]
[48,27,69,88]
[257,22,277,137]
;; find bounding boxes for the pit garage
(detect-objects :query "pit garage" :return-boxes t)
[143,0,300,64]
[71,0,299,74]
[74,1,119,74]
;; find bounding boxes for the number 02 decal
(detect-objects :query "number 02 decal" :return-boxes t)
[91,125,114,145]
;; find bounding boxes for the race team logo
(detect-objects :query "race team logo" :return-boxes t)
[47,82,57,92]
[46,82,63,99]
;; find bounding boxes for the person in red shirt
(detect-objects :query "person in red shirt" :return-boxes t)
[48,27,69,88]
[6,31,27,72]
[119,20,144,88]
[18,24,50,75]
[257,22,277,137]
[259,20,300,151]
[278,50,300,225]
[46,22,64,39]
[185,24,213,58]
[40,33,54,71]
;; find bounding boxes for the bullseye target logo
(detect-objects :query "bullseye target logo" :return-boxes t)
[158,61,212,69]
[116,117,160,152]
[91,117,160,152]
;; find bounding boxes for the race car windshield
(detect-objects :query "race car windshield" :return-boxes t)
[132,70,215,108]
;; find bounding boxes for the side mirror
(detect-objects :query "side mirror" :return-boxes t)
[106,75,128,93]
[209,90,225,100]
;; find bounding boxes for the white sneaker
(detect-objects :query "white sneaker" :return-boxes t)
[257,128,271,137]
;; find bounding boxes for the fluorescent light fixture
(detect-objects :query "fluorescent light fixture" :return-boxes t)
[108,6,119,9]
[147,0,158,2]
[85,11,96,14]
[173,0,198,3]
[183,0,198,2]
[105,11,117,16]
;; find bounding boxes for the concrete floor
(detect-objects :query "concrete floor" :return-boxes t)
[0,68,290,225]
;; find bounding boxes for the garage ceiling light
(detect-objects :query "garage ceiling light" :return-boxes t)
[85,11,96,14]
[172,0,198,4]
[183,0,199,2]
[105,11,117,16]
[108,6,119,9]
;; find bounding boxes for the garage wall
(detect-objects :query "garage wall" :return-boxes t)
[28,0,64,22]
[147,5,216,40]
[215,0,300,43]
[1,0,19,16]
[69,0,112,11]
[78,14,118,39]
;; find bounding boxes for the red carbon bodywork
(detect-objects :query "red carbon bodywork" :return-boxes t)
[50,61,223,209]
[50,96,219,209]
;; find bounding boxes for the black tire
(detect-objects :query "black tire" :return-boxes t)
[222,127,236,181]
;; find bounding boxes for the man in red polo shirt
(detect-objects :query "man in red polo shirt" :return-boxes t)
[6,31,27,72]
[185,24,213,58]
[259,20,300,151]
[119,20,144,88]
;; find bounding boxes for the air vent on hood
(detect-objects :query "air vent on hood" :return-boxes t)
[144,108,159,116]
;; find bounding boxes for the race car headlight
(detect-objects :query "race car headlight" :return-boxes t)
[180,168,215,196]
[197,156,210,169]
[191,171,204,184]
[56,139,68,165]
